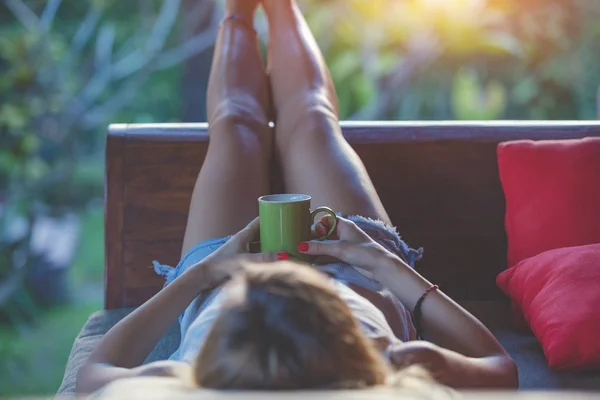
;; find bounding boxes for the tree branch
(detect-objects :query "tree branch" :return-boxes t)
[63,0,216,130]
[351,36,442,120]
[4,0,40,31]
[81,71,152,129]
[81,23,217,126]
[95,24,116,71]
[40,0,63,32]
[110,49,149,81]
[65,0,179,121]
[153,25,217,71]
[105,0,182,80]
[148,0,181,52]
[69,5,102,56]
[113,34,141,62]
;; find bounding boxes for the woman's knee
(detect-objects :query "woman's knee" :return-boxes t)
[275,98,341,152]
[210,94,270,131]
[209,98,272,153]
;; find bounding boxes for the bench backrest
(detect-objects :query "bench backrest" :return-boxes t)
[104,122,600,309]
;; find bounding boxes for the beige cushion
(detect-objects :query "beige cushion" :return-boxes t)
[86,377,600,400]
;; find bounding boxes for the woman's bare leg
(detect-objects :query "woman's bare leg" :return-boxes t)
[263,0,390,223]
[181,0,272,256]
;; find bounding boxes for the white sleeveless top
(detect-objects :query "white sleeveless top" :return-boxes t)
[172,265,414,364]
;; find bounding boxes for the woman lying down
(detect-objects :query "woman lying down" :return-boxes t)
[76,0,518,397]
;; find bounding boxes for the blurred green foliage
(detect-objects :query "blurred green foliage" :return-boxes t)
[0,299,102,396]
[304,0,600,120]
[0,0,599,396]
[0,0,596,326]
[0,204,104,396]
[0,0,194,327]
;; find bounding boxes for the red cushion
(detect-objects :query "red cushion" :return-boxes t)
[497,137,600,267]
[497,244,600,370]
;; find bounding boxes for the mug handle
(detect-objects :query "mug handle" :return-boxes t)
[310,207,338,241]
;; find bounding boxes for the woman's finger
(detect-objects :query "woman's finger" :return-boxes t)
[235,217,261,247]
[242,217,260,235]
[297,240,346,258]
[317,214,336,230]
[312,214,337,239]
[311,221,329,238]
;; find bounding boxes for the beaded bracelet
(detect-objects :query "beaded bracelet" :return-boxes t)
[414,284,439,340]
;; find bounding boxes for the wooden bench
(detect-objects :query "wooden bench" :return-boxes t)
[53,121,600,395]
[104,121,600,316]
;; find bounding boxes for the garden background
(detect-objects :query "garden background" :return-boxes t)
[1,0,598,396]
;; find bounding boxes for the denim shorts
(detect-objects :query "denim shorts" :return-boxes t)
[154,214,422,296]
[154,214,423,360]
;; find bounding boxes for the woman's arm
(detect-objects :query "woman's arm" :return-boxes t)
[377,254,518,388]
[76,260,213,395]
[302,216,519,388]
[76,217,281,395]
[377,253,505,358]
[388,340,517,389]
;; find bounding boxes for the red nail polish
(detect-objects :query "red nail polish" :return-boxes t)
[317,225,326,236]
[297,242,309,252]
[277,252,289,261]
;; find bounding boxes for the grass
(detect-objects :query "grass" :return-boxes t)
[0,301,101,397]
[0,205,104,398]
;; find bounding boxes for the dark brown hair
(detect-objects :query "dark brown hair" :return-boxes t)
[193,261,390,390]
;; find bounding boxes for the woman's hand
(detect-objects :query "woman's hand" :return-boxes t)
[299,216,399,272]
[204,217,288,264]
[387,341,518,389]
[387,341,450,383]
[186,217,288,290]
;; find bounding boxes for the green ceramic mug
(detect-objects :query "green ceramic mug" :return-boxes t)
[258,194,338,260]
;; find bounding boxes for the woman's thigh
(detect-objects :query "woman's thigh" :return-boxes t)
[275,110,390,224]
[181,117,272,256]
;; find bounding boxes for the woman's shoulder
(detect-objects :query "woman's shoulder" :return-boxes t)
[131,360,194,379]
[89,376,191,400]
[90,362,196,399]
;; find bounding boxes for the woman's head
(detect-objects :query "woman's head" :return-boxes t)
[194,261,390,390]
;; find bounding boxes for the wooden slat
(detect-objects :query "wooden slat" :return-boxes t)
[123,204,188,242]
[125,140,209,167]
[356,141,506,236]
[104,131,126,309]
[124,164,199,193]
[123,240,182,282]
[121,142,506,239]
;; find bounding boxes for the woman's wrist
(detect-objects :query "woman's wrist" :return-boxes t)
[186,257,244,293]
[182,259,219,293]
[374,250,411,279]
